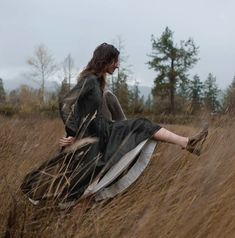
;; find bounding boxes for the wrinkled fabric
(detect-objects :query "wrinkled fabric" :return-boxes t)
[102,88,126,121]
[21,74,161,203]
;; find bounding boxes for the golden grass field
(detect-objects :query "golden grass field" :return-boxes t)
[1,115,235,238]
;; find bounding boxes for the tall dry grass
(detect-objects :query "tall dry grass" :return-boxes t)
[0,116,63,237]
[1,115,235,237]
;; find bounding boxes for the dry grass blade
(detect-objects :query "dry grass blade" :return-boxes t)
[2,116,235,238]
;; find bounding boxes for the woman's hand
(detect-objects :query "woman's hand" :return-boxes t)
[59,136,75,148]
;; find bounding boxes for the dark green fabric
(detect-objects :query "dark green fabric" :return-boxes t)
[21,74,161,203]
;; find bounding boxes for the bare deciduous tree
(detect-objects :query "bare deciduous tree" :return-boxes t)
[63,53,75,90]
[27,44,57,103]
[110,36,133,114]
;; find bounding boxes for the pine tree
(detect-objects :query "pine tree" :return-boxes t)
[177,80,190,100]
[112,70,130,113]
[189,74,204,114]
[148,27,199,114]
[145,94,153,113]
[0,78,6,104]
[203,73,221,112]
[223,76,235,114]
[58,78,70,100]
[129,80,144,114]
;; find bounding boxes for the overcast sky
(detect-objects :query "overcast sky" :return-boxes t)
[1,0,235,90]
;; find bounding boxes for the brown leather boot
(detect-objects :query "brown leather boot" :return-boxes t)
[186,124,209,156]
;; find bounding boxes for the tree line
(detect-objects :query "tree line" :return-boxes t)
[1,27,235,119]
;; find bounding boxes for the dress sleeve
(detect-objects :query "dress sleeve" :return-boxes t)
[66,76,94,103]
[60,75,96,136]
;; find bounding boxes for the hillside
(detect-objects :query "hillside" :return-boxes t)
[1,116,235,238]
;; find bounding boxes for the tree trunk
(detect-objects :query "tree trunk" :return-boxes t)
[68,55,71,90]
[41,70,45,104]
[170,59,175,114]
[170,78,175,114]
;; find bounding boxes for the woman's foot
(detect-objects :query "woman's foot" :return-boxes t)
[186,124,209,156]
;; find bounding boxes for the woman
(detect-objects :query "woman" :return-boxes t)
[59,43,207,154]
[21,43,208,206]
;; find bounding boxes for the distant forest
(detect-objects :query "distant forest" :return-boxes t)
[1,27,235,122]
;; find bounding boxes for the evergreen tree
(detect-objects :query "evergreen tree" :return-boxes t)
[111,36,132,114]
[177,79,191,100]
[148,27,199,114]
[58,78,70,100]
[0,78,6,103]
[112,70,130,113]
[203,73,221,112]
[176,80,191,114]
[189,74,204,114]
[223,76,235,114]
[145,94,153,113]
[129,80,144,114]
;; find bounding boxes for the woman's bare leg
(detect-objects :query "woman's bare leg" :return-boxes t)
[152,128,189,148]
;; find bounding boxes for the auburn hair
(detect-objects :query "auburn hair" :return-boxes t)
[78,43,120,90]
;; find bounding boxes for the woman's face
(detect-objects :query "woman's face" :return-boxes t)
[105,58,119,75]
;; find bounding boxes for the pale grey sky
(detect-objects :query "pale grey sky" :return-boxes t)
[0,0,235,90]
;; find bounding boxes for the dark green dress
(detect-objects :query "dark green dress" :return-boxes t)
[21,74,161,203]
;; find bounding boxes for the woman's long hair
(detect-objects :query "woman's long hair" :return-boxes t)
[78,43,120,90]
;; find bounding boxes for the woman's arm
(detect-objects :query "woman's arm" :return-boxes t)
[59,76,95,125]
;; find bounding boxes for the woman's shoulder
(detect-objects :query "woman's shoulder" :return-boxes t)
[76,74,99,90]
[82,74,99,84]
